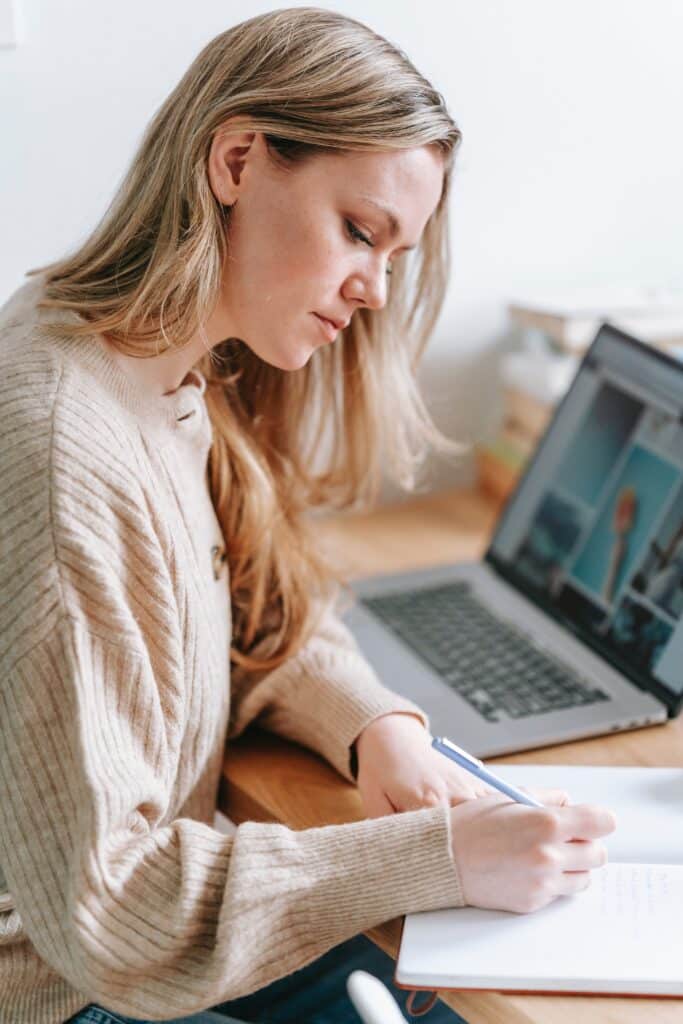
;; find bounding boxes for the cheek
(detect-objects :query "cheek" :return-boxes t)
[259,243,338,321]
[270,203,341,286]
[225,204,343,332]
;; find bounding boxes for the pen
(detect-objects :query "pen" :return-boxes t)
[432,736,544,808]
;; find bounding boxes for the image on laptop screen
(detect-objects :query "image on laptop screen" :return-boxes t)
[489,325,683,700]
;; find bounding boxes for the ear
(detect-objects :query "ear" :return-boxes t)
[208,124,261,205]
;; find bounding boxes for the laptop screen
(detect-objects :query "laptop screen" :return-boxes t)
[488,324,683,704]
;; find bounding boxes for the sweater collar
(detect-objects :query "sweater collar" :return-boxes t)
[30,279,210,443]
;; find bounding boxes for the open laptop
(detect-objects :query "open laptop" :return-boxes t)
[344,324,683,757]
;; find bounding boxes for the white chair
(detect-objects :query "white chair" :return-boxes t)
[346,970,407,1023]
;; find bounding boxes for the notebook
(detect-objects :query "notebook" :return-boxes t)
[395,765,683,996]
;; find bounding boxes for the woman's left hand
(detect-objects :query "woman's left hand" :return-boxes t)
[354,712,495,818]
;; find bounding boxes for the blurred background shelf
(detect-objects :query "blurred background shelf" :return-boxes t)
[475,290,683,503]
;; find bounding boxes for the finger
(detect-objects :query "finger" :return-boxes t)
[560,839,608,872]
[436,762,492,800]
[448,769,497,798]
[524,787,571,806]
[556,804,618,841]
[439,769,494,803]
[473,780,500,798]
[555,871,592,897]
[447,789,479,806]
[451,782,496,801]
[443,776,480,804]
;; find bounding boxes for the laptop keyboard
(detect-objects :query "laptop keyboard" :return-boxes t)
[361,581,611,724]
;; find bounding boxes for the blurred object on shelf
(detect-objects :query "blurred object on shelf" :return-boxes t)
[475,425,533,503]
[475,288,683,502]
[475,339,574,501]
[501,339,579,401]
[508,285,683,354]
[502,339,578,435]
[503,385,554,438]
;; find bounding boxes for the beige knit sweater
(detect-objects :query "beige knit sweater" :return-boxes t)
[0,275,464,1024]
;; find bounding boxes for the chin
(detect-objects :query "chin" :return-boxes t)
[262,343,317,372]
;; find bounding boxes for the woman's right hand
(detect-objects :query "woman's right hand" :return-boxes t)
[448,789,617,914]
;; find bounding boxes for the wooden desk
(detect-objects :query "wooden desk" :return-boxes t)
[220,487,683,1024]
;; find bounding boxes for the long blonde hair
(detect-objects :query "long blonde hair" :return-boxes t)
[29,7,462,673]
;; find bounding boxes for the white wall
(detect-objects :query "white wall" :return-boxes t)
[2,0,682,492]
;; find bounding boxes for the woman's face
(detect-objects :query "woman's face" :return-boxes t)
[212,134,445,371]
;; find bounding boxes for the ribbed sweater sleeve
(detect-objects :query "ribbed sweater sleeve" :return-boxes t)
[0,620,462,1020]
[229,605,431,781]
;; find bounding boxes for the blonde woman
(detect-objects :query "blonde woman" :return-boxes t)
[0,9,616,1024]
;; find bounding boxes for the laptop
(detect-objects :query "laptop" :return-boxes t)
[344,323,683,757]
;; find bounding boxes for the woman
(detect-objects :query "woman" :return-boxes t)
[0,9,615,1024]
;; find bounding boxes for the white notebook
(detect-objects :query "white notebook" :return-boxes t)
[396,765,683,996]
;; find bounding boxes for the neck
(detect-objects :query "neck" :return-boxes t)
[98,289,236,397]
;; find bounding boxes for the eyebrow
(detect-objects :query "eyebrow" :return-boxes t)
[357,196,417,251]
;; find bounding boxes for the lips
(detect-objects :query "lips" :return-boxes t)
[313,313,341,342]
[315,312,350,330]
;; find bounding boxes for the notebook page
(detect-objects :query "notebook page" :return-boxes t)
[397,863,683,994]
[493,765,683,864]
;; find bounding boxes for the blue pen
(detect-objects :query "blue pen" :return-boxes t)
[432,736,544,808]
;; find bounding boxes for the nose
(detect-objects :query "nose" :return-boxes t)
[343,262,388,312]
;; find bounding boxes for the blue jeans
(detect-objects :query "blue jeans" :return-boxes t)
[65,1008,233,1024]
[66,934,468,1023]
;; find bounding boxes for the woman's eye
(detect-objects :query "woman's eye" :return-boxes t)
[345,219,373,247]
[345,219,392,277]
